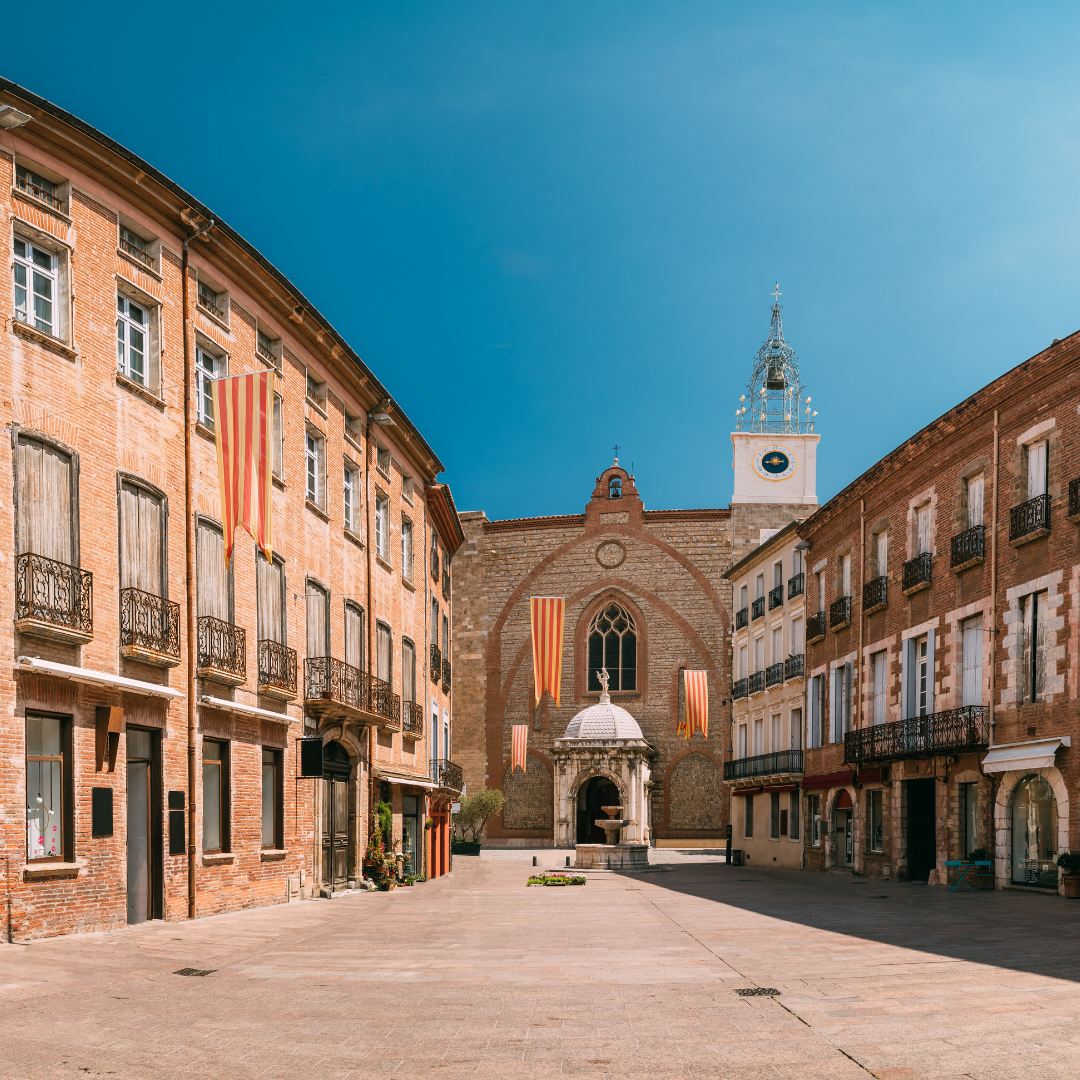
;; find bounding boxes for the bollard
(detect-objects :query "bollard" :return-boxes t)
[565,856,570,867]
[532,856,537,866]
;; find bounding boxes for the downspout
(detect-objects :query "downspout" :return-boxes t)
[365,418,376,845]
[858,498,865,735]
[181,217,214,920]
[989,409,1000,747]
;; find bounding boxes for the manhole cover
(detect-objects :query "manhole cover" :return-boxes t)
[173,967,216,977]
[735,987,780,997]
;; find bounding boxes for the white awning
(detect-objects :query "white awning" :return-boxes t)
[16,655,183,700]
[199,695,294,724]
[377,773,438,789]
[982,736,1071,774]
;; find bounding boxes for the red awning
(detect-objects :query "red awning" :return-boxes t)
[764,783,799,793]
[731,786,762,797]
[835,789,853,809]
[802,770,854,790]
[856,768,882,784]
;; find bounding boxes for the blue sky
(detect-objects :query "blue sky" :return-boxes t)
[11,3,1080,518]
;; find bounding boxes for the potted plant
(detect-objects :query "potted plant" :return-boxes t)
[451,788,504,855]
[1057,852,1080,897]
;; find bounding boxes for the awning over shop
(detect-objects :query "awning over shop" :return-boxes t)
[763,783,799,793]
[200,695,293,724]
[981,737,1071,774]
[802,770,853,790]
[16,655,183,700]
[377,773,438,789]
[731,785,762,797]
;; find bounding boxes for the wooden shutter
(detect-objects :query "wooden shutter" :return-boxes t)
[196,520,228,620]
[377,623,391,683]
[962,618,983,707]
[1034,591,1049,701]
[1027,441,1048,501]
[916,504,931,555]
[345,604,364,670]
[306,584,327,658]
[403,641,415,701]
[876,530,888,575]
[120,482,162,594]
[17,436,72,563]
[257,555,284,643]
[967,474,984,528]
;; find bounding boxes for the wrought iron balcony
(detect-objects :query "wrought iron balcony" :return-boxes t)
[15,552,93,644]
[442,658,451,692]
[442,572,450,602]
[844,705,990,767]
[768,584,783,610]
[863,575,888,614]
[369,673,402,732]
[1010,493,1051,545]
[402,700,425,738]
[747,670,765,696]
[902,553,932,594]
[806,611,827,643]
[430,758,463,792]
[197,616,246,685]
[1070,478,1080,523]
[951,525,985,570]
[788,572,804,600]
[724,749,803,782]
[751,596,765,621]
[732,678,748,700]
[120,587,180,665]
[431,549,440,581]
[829,596,852,630]
[765,661,784,688]
[784,653,804,681]
[258,639,297,700]
[735,607,748,630]
[304,657,401,729]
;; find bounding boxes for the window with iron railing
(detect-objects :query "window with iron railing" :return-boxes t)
[863,575,888,613]
[751,596,765,620]
[198,280,225,321]
[806,611,827,641]
[16,165,63,212]
[787,572,803,599]
[257,328,279,367]
[735,607,748,630]
[902,552,932,593]
[1010,493,1051,544]
[829,595,852,629]
[119,226,154,269]
[768,584,783,610]
[783,653,804,681]
[950,525,985,570]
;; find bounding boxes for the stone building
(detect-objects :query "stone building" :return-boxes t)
[798,333,1080,894]
[0,80,461,939]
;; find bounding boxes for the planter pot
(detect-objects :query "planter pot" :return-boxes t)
[1063,874,1080,898]
[452,841,481,856]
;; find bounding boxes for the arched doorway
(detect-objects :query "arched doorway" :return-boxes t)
[321,741,352,890]
[576,775,621,844]
[1011,775,1057,888]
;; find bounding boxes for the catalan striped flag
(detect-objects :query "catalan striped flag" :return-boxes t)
[683,670,709,740]
[511,725,528,773]
[210,370,276,565]
[529,597,565,707]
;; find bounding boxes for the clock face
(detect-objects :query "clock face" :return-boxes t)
[754,445,797,481]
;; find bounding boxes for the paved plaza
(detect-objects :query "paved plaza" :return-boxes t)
[0,850,1078,1079]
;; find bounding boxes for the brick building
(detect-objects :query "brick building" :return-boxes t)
[798,335,1079,893]
[0,81,461,939]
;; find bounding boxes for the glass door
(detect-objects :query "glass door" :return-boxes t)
[402,795,418,877]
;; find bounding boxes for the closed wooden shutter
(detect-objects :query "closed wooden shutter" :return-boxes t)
[196,520,228,620]
[1027,442,1048,500]
[402,641,415,701]
[120,482,162,594]
[306,584,327,658]
[257,556,284,643]
[916,504,931,555]
[962,617,983,706]
[345,604,364,671]
[876,530,888,575]
[17,436,72,563]
[967,474,984,528]
[377,623,391,683]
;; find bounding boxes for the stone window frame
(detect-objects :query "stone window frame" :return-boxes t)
[1011,418,1059,506]
[574,590,648,704]
[867,517,889,579]
[833,541,853,598]
[12,220,74,348]
[954,456,990,534]
[905,486,938,560]
[1001,570,1064,707]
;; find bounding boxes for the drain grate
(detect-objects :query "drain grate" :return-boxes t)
[735,987,780,997]
[173,967,216,977]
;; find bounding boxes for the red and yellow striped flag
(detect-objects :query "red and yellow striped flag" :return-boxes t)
[682,670,709,740]
[210,370,276,565]
[511,725,528,773]
[529,597,565,707]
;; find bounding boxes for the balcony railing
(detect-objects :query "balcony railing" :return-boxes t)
[198,291,225,321]
[258,639,297,699]
[1070,478,1080,523]
[951,525,985,570]
[732,677,748,700]
[1010,493,1051,545]
[430,643,441,683]
[197,616,246,684]
[768,584,783,610]
[305,657,401,727]
[431,550,440,581]
[788,572,804,600]
[807,611,827,643]
[765,661,784,688]
[442,573,450,602]
[256,339,277,366]
[442,658,451,692]
[863,575,888,614]
[15,552,93,642]
[402,700,425,738]
[784,653,804,681]
[751,596,765,621]
[844,705,990,767]
[724,749,803,781]
[16,175,63,212]
[119,236,153,269]
[747,671,765,695]
[735,607,748,630]
[430,758,463,792]
[829,596,852,630]
[120,587,180,663]
[902,552,932,594]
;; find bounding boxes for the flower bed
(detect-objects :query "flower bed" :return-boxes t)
[527,874,587,886]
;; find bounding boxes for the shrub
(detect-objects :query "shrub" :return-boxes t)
[1057,852,1080,874]
[453,788,505,842]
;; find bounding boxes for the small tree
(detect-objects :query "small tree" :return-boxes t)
[453,788,504,843]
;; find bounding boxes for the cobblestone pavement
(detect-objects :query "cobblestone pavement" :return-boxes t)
[0,851,1078,1079]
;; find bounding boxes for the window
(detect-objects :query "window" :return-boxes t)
[737,724,747,758]
[771,626,782,665]
[403,475,414,503]
[430,534,441,580]
[841,554,851,597]
[376,443,391,478]
[961,782,978,859]
[257,553,286,644]
[867,789,883,851]
[744,794,754,838]
[915,503,931,555]
[737,643,747,680]
[402,639,416,702]
[306,581,328,658]
[792,547,803,576]
[808,675,823,748]
[816,571,825,611]
[1026,441,1048,501]
[401,516,414,580]
[345,602,364,672]
[195,347,220,427]
[902,630,935,719]
[261,748,282,849]
[753,718,763,755]
[16,434,75,565]
[770,714,781,753]
[739,584,748,611]
[808,794,821,845]
[773,560,783,589]
[305,430,325,508]
[788,791,800,839]
[770,792,781,839]
[344,465,359,532]
[962,616,983,706]
[375,491,390,560]
[116,295,147,385]
[257,327,279,368]
[442,613,449,657]
[966,474,984,528]
[202,739,229,853]
[119,225,154,270]
[587,601,637,691]
[1018,591,1050,703]
[306,370,326,409]
[790,617,803,655]
[872,651,887,725]
[875,530,888,576]
[790,708,802,750]
[753,635,764,673]
[344,408,363,444]
[272,393,283,479]
[13,235,58,336]
[377,622,392,684]
[755,573,764,599]
[16,164,62,210]
[198,279,226,321]
[832,664,851,741]
[119,480,165,595]
[26,714,69,862]
[431,597,439,647]
[916,636,929,715]
[196,518,230,621]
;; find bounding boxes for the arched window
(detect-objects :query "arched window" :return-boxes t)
[609,476,622,499]
[588,602,637,691]
[1011,775,1057,888]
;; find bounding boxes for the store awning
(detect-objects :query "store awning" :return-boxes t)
[764,783,799,793]
[802,770,854,790]
[200,695,293,724]
[16,656,183,700]
[731,785,762,797]
[377,773,438,789]
[982,737,1071,774]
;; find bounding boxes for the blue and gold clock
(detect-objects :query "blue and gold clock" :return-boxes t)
[753,445,797,481]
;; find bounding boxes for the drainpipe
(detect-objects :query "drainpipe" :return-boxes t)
[858,499,865,735]
[181,217,214,920]
[989,410,999,747]
[364,417,375,848]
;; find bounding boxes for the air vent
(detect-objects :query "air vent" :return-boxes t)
[734,987,780,997]
[173,967,216,977]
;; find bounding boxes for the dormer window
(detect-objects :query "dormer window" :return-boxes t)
[609,476,622,499]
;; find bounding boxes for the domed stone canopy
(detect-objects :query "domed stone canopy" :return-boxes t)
[563,698,644,741]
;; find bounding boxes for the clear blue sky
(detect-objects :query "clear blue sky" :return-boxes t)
[11,3,1080,519]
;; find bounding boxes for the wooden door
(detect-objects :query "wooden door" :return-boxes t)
[320,778,350,889]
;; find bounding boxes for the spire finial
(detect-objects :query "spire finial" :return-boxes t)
[771,282,782,304]
[612,443,620,465]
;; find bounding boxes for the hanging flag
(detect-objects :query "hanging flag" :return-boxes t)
[683,670,709,740]
[210,370,276,565]
[511,725,528,773]
[529,597,565,707]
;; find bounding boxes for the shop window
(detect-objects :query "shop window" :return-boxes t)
[26,714,71,862]
[788,792,800,839]
[808,794,821,845]
[202,739,230,853]
[261,748,282,849]
[960,782,978,859]
[1011,775,1057,888]
[867,789,883,851]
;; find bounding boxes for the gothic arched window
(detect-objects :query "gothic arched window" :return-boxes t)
[588,602,637,691]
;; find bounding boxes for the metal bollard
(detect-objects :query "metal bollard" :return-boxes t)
[565,856,570,867]
[532,856,537,866]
